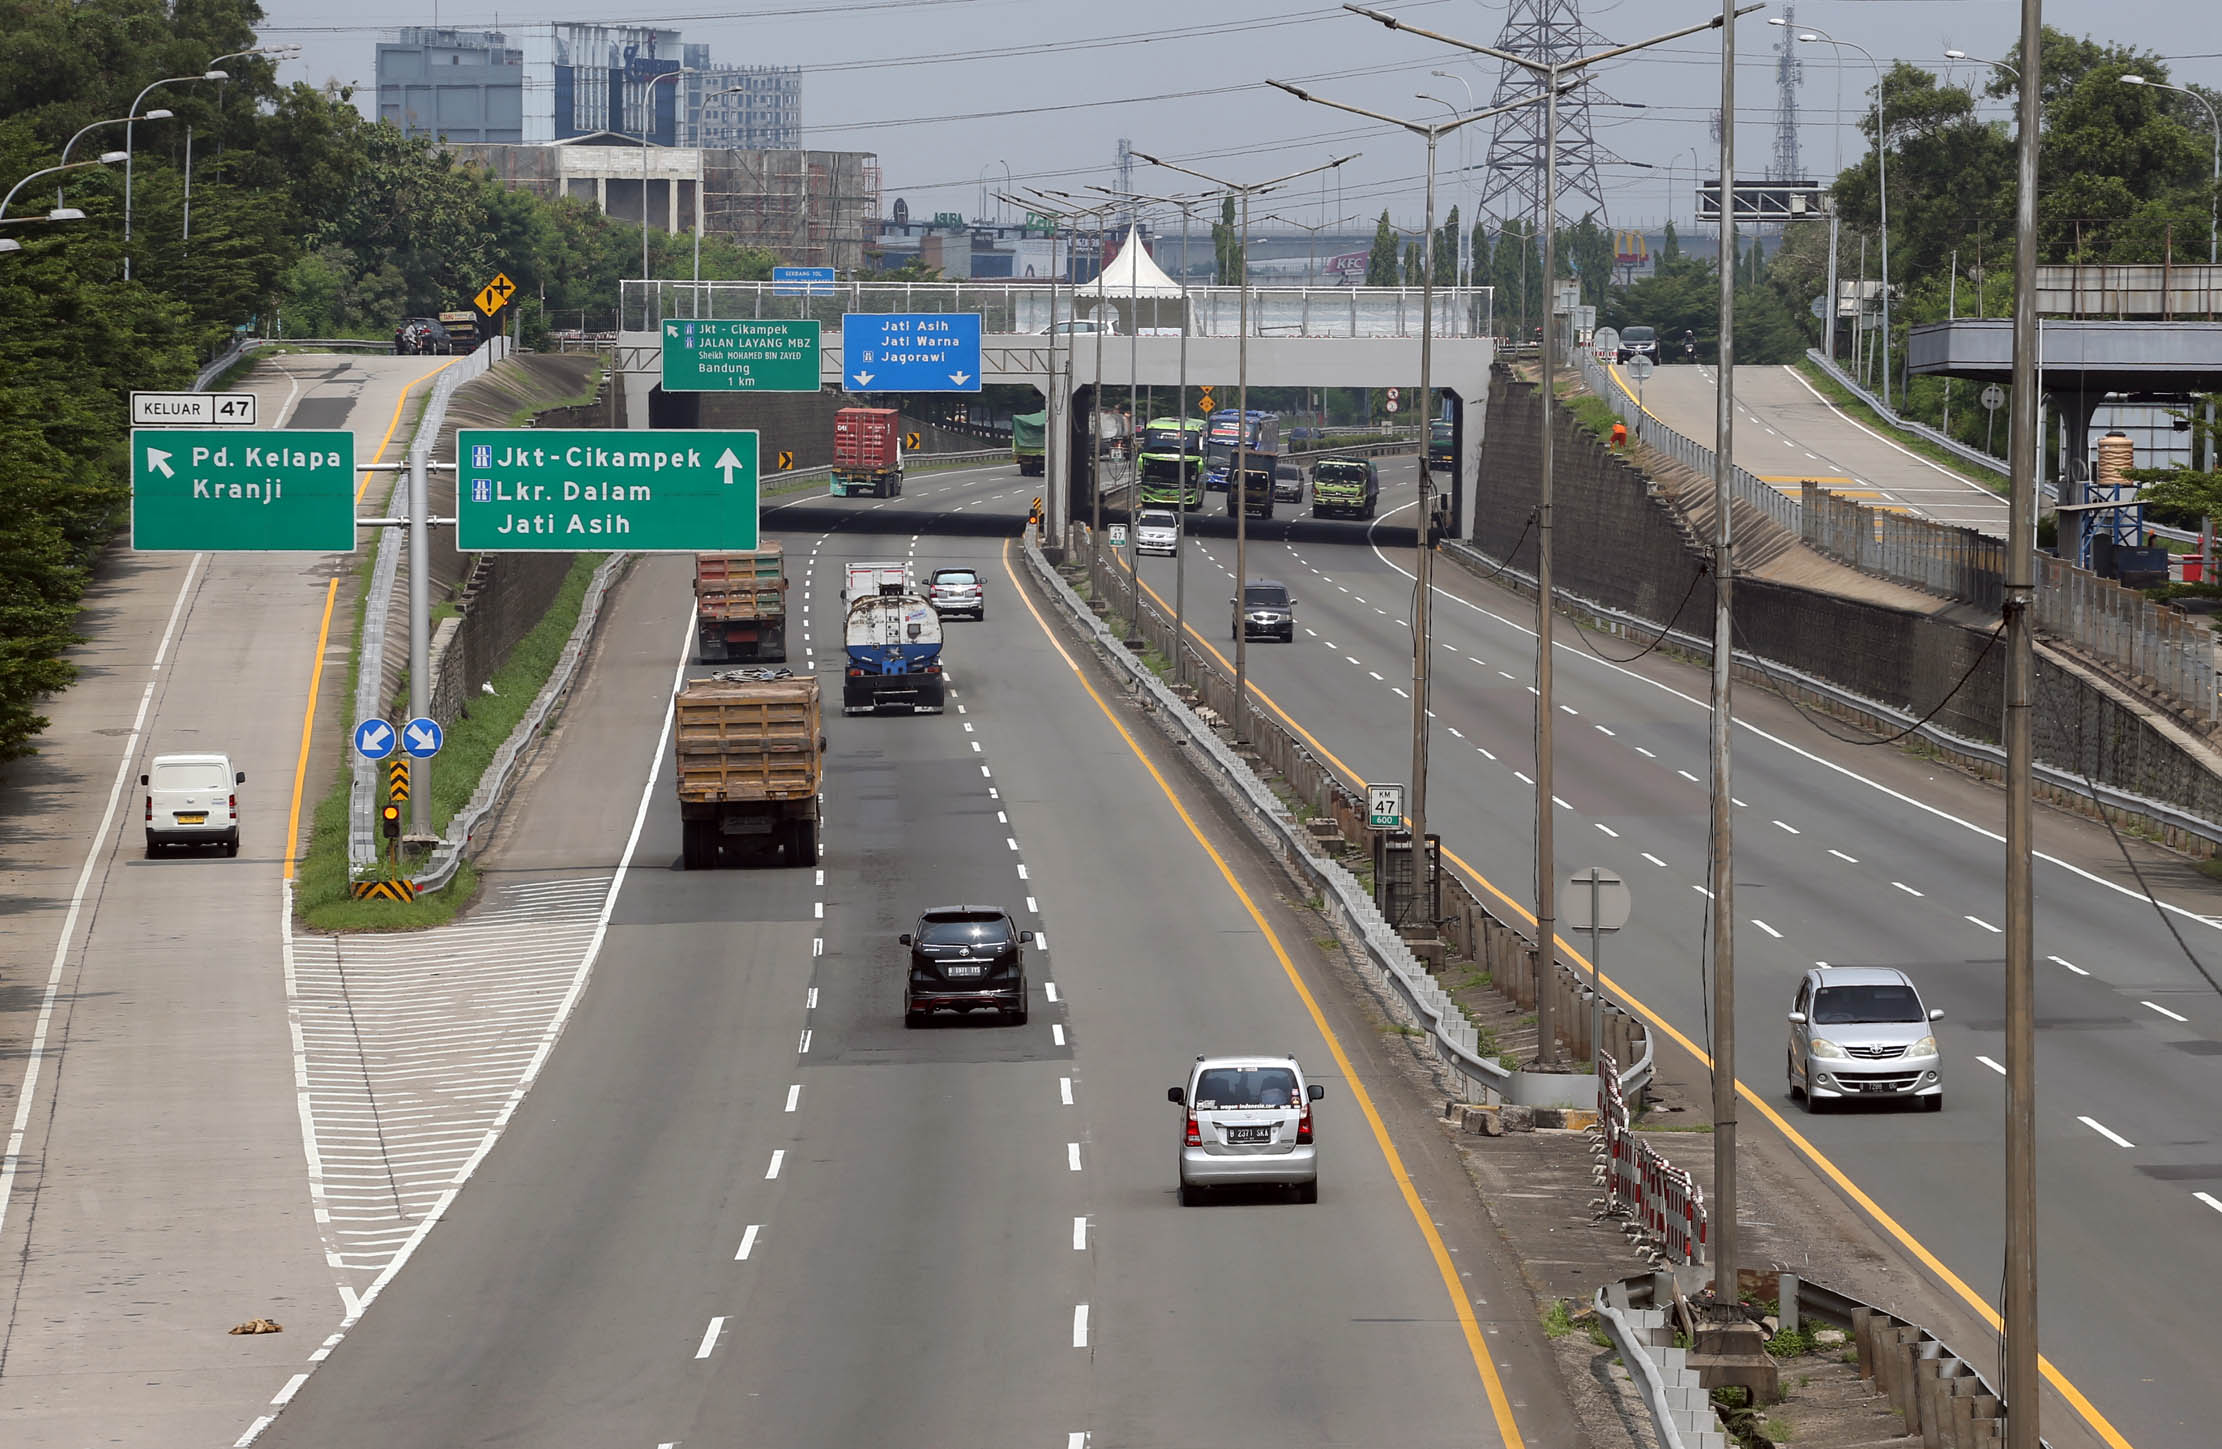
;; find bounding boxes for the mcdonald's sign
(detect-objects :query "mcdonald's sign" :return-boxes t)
[1613,230,1652,267]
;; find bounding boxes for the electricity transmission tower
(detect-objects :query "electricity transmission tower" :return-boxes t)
[1474,0,1617,232]
[1771,5,1803,182]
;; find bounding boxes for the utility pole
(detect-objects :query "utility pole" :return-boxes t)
[1708,0,1742,1301]
[2002,0,2043,1438]
[1137,152,1358,744]
[1345,0,1753,1071]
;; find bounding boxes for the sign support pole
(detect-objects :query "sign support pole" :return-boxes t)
[407,448,433,840]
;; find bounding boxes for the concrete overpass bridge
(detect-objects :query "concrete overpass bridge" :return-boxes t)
[613,279,1497,537]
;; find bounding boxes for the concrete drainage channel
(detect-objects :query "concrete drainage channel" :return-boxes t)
[1021,538,1634,1110]
[1594,1268,2042,1449]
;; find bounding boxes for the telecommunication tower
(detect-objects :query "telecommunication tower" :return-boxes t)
[1770,5,1803,182]
[1116,138,1135,222]
[1475,0,1616,232]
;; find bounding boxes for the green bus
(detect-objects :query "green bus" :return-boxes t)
[1135,417,1206,510]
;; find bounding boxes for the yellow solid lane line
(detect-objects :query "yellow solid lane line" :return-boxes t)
[1004,541,1528,1449]
[1115,545,2137,1449]
[355,357,460,503]
[283,581,341,880]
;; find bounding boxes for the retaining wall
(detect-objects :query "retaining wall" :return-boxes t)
[1477,366,2222,832]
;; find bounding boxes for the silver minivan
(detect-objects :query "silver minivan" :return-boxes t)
[1787,966,1944,1111]
[1168,1055,1325,1204]
[142,752,244,857]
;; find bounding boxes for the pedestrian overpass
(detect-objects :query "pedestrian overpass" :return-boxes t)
[612,279,1497,538]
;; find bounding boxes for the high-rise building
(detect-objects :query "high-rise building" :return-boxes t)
[518,23,687,144]
[681,51,802,151]
[375,28,524,144]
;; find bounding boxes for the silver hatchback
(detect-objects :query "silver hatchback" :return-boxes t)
[1787,966,1944,1111]
[1168,1055,1324,1204]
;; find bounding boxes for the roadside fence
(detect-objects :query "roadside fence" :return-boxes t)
[1576,348,1801,535]
[1594,1051,1707,1266]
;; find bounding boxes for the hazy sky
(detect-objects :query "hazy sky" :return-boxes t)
[256,0,2220,240]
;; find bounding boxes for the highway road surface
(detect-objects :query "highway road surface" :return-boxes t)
[1611,361,2012,535]
[251,461,1564,1449]
[0,352,458,1446]
[1133,455,2222,1449]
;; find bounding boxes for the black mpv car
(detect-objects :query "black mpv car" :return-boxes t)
[901,906,1034,1027]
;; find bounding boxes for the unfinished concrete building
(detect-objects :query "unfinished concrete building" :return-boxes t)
[447,139,879,272]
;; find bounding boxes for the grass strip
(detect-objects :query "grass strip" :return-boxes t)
[295,553,603,932]
[1794,358,2007,496]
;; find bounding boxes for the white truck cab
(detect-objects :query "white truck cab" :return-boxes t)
[142,752,244,857]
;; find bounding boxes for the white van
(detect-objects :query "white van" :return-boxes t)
[142,752,243,857]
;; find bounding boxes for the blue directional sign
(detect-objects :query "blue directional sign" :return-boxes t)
[401,716,444,759]
[772,266,836,297]
[353,719,396,761]
[842,313,983,394]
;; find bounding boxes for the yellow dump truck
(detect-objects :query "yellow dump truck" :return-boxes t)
[673,670,824,869]
[694,544,789,664]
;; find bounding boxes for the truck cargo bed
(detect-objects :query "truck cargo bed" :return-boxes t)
[673,676,822,803]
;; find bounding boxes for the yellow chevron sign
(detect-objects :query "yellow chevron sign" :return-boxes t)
[350,878,419,902]
[386,759,410,803]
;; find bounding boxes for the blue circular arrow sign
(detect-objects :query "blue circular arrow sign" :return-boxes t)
[353,718,396,760]
[401,716,445,759]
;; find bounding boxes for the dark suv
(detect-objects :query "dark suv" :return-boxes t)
[1233,579,1296,642]
[901,906,1034,1027]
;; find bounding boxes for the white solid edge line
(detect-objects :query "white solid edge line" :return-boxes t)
[2077,1115,2135,1149]
[2141,1000,2190,1023]
[1977,1056,2006,1076]
[2196,1191,2222,1216]
[0,552,200,1252]
[237,611,698,1444]
[1360,513,2222,934]
[1779,364,2007,496]
[695,1316,727,1359]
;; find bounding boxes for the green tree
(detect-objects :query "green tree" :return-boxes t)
[1212,196,1245,284]
[1434,203,1461,286]
[2127,403,2222,517]
[1365,210,1401,285]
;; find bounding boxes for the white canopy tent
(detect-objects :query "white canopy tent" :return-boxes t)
[1078,225,1187,331]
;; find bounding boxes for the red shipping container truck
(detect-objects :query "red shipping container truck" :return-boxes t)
[831,407,905,498]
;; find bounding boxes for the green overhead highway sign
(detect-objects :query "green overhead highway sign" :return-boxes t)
[457,429,761,552]
[130,428,357,552]
[662,319,821,393]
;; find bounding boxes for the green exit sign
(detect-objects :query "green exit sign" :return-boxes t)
[457,429,760,552]
[661,319,821,392]
[130,428,357,551]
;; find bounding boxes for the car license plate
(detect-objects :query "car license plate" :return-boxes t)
[1228,1126,1270,1144]
[943,964,984,978]
[175,812,208,824]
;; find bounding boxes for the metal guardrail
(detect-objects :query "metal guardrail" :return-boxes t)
[349,338,509,876]
[415,554,629,893]
[1440,537,2222,848]
[1592,1287,1721,1449]
[1577,349,1801,535]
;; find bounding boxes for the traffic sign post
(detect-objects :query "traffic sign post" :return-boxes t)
[131,429,357,552]
[661,319,821,393]
[353,719,396,761]
[1565,866,1631,1069]
[474,271,516,316]
[1981,384,2006,411]
[456,429,762,551]
[842,313,982,393]
[1108,523,1127,549]
[1626,354,1655,412]
[772,266,836,297]
[132,391,256,426]
[1367,782,1406,830]
[401,716,444,759]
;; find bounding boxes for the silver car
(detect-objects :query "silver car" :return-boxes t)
[927,567,984,621]
[1134,508,1179,557]
[1168,1055,1325,1204]
[1786,966,1944,1111]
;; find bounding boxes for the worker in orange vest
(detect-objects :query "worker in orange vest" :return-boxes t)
[1609,419,1628,451]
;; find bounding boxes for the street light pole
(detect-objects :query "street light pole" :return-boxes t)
[1797,28,1889,406]
[1343,0,1754,1073]
[1709,0,1744,1300]
[640,68,698,325]
[123,71,225,279]
[58,110,169,211]
[1137,152,1358,745]
[2123,75,2219,263]
[1270,82,1550,924]
[3,155,129,225]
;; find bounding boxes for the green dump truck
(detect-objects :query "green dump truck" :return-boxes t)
[1012,410,1047,476]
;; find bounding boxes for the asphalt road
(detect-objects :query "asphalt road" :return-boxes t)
[1136,456,2222,1449]
[256,459,1559,1449]
[0,353,458,1446]
[1616,361,2012,534]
